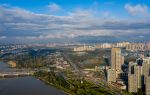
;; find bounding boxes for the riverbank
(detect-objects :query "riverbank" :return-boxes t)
[0,77,67,95]
[33,71,72,95]
[37,77,70,95]
[34,71,116,95]
[0,62,67,95]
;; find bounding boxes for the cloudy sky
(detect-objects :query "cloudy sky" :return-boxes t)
[0,0,150,43]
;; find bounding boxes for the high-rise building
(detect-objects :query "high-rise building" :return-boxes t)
[128,74,138,93]
[142,58,150,79]
[126,43,150,52]
[111,48,124,79]
[107,48,124,82]
[128,62,138,93]
[73,45,95,51]
[128,57,150,94]
[145,75,150,95]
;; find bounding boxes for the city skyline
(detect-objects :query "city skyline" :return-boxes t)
[1,1,150,94]
[0,0,150,43]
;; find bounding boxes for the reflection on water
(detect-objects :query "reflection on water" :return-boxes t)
[0,62,9,72]
[0,62,13,72]
[0,62,67,95]
[0,77,67,95]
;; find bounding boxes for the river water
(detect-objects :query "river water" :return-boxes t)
[0,62,67,95]
[0,61,13,72]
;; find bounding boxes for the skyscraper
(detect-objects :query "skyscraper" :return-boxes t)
[128,62,138,93]
[145,75,150,95]
[128,57,150,94]
[107,48,124,82]
[111,48,124,78]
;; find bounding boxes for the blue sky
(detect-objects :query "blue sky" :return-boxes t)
[1,0,149,17]
[0,0,150,43]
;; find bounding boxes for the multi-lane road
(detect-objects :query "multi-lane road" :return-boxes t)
[62,52,122,95]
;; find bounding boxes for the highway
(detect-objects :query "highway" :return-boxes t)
[62,53,80,72]
[62,52,122,95]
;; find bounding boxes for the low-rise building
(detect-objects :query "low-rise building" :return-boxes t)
[109,82,126,90]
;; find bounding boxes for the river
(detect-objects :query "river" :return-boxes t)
[0,62,67,95]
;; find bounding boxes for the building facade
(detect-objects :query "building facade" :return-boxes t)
[107,48,124,83]
[128,57,150,95]
[126,43,150,51]
[145,75,150,95]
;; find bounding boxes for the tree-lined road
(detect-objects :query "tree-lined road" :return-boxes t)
[62,52,122,95]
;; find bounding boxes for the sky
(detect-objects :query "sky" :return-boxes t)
[0,0,150,43]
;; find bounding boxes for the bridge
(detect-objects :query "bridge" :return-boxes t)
[0,71,35,78]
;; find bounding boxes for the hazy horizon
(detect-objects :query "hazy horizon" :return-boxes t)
[0,0,150,43]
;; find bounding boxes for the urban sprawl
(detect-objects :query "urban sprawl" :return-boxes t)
[0,41,150,95]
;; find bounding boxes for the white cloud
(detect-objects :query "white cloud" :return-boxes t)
[16,35,60,40]
[0,36,7,39]
[125,4,149,16]
[0,5,150,42]
[103,11,110,17]
[48,3,61,13]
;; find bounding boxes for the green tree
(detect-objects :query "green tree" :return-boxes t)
[76,88,85,95]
